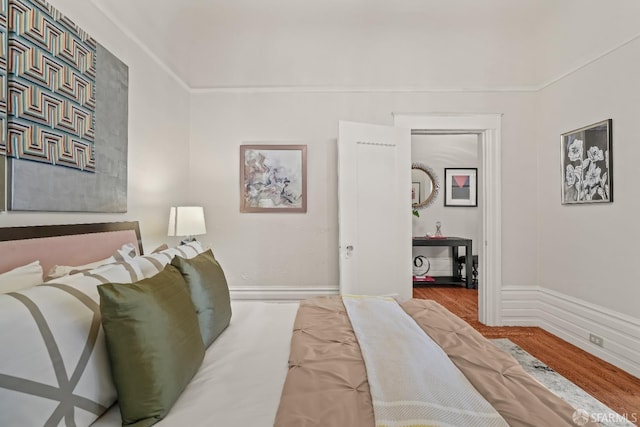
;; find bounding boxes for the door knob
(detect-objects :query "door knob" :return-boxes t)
[345,245,354,258]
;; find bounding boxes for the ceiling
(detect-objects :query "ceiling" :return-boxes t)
[89,0,640,90]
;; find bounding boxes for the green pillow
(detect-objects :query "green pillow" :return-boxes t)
[98,265,205,427]
[171,249,232,347]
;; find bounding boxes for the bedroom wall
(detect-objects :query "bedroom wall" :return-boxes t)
[501,33,640,377]
[411,134,481,277]
[536,37,640,320]
[189,91,538,294]
[0,0,192,252]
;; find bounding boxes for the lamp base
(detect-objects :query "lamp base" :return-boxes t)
[179,236,197,245]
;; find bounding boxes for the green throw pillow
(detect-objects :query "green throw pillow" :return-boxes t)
[171,249,232,347]
[98,265,205,427]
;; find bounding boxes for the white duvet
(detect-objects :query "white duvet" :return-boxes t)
[343,295,508,427]
[91,301,299,427]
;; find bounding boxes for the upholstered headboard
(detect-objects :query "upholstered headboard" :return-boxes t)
[0,222,143,275]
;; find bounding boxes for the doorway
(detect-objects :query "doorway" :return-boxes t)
[411,133,481,282]
[394,113,502,326]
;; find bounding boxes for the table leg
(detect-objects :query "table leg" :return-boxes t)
[465,242,473,288]
[451,246,459,282]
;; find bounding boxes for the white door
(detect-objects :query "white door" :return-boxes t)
[338,121,412,300]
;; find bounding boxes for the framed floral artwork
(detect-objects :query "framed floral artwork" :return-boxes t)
[444,168,477,207]
[561,119,612,204]
[240,144,307,213]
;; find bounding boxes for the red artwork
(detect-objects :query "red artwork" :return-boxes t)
[453,175,469,188]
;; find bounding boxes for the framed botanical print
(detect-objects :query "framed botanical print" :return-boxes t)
[444,168,477,207]
[240,144,307,213]
[561,119,612,204]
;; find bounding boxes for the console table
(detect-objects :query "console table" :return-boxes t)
[412,236,474,288]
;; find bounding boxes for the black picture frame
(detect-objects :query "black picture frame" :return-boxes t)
[444,168,478,207]
[561,119,613,204]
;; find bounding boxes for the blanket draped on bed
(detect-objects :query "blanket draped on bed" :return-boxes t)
[274,296,599,427]
[343,296,508,427]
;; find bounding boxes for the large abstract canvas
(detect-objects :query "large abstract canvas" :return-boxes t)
[0,0,128,212]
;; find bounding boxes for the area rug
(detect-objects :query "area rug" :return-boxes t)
[492,338,635,427]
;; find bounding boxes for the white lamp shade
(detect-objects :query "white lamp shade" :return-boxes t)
[168,206,207,237]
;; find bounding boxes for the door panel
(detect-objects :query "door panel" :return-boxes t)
[338,121,412,300]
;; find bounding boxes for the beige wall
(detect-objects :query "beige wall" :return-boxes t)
[189,91,538,290]
[0,0,192,252]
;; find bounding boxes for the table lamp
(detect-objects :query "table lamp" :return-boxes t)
[168,206,207,244]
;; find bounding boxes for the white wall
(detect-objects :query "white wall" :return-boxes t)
[494,29,640,377]
[533,0,640,85]
[189,91,538,291]
[411,134,480,276]
[0,0,192,252]
[537,36,640,319]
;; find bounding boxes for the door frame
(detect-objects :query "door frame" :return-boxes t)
[394,113,502,326]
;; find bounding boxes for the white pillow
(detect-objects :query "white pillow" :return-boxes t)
[135,241,204,278]
[46,243,138,279]
[0,262,143,427]
[0,261,43,294]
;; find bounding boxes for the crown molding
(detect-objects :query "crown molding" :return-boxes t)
[88,0,640,96]
[88,0,190,92]
[536,31,640,91]
[190,30,640,94]
[190,85,538,94]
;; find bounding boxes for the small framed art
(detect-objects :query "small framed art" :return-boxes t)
[240,144,307,213]
[561,119,612,204]
[444,168,477,207]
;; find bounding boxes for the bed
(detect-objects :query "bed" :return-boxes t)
[0,222,600,427]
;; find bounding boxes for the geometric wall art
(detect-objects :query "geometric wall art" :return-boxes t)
[8,0,96,172]
[0,0,7,163]
[0,1,6,209]
[0,0,128,212]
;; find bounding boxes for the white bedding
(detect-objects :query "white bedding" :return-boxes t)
[91,301,299,427]
[343,296,508,427]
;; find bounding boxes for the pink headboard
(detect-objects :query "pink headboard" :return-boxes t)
[0,222,143,275]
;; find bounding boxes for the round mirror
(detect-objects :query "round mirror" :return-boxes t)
[411,162,439,209]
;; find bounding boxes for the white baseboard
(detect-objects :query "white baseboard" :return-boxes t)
[502,286,640,378]
[229,286,339,301]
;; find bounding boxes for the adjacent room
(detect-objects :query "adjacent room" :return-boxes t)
[0,0,639,426]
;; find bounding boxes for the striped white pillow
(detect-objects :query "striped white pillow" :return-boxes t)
[134,241,204,279]
[0,261,43,294]
[0,262,142,427]
[46,243,139,279]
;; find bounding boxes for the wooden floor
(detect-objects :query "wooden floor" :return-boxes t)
[413,287,640,424]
